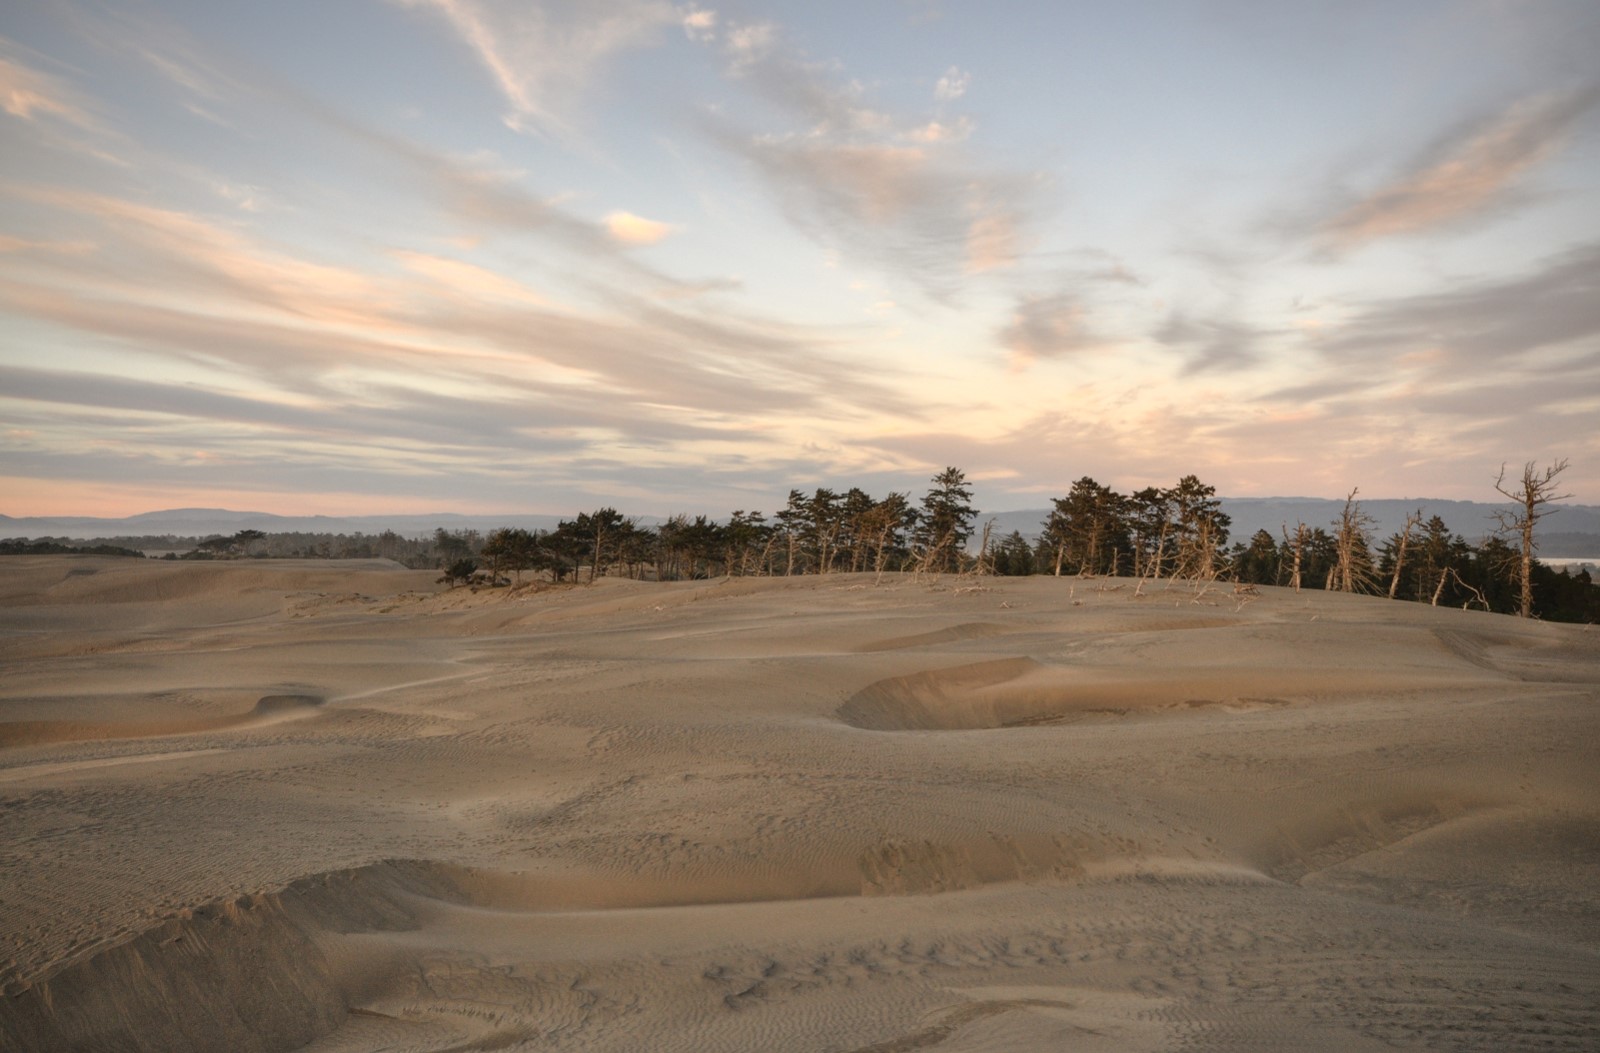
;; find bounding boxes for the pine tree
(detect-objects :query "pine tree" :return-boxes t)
[916,467,976,574]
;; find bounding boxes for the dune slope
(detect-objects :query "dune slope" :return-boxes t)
[1,556,1597,1051]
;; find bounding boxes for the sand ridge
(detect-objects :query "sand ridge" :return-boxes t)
[1,556,1597,1051]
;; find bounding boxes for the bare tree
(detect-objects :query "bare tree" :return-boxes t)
[1493,459,1572,618]
[1331,489,1377,594]
[1283,522,1309,593]
[1386,509,1424,599]
[975,518,996,576]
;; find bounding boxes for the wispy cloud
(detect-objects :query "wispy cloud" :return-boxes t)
[997,293,1102,368]
[0,50,98,130]
[391,0,678,134]
[0,178,912,489]
[1316,84,1600,252]
[1317,240,1600,365]
[1231,242,1600,487]
[1155,312,1264,375]
[697,26,1032,298]
[392,250,548,305]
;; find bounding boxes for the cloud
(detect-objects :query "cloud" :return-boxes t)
[681,7,717,43]
[0,54,93,128]
[1154,313,1264,375]
[727,134,1028,294]
[700,30,1031,297]
[0,43,107,138]
[604,210,676,244]
[393,250,547,304]
[0,179,912,482]
[724,21,777,66]
[1317,84,1600,252]
[1226,243,1600,493]
[994,258,1150,369]
[1317,240,1600,365]
[934,66,970,101]
[997,294,1100,367]
[994,289,1152,370]
[904,117,973,144]
[213,181,266,212]
[391,0,678,133]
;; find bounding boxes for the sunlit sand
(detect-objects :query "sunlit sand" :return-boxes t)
[2,556,1597,1051]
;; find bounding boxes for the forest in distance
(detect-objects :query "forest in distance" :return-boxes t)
[6,463,1597,624]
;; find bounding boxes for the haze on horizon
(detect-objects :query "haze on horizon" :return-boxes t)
[2,0,1597,519]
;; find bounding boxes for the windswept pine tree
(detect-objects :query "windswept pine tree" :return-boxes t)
[914,467,976,574]
[1041,477,1128,576]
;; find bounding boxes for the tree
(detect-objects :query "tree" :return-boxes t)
[678,515,726,578]
[481,527,546,585]
[992,531,1037,575]
[1330,489,1377,594]
[839,488,877,572]
[479,528,514,585]
[1494,459,1572,618]
[432,528,475,567]
[725,510,771,576]
[1408,515,1469,606]
[774,490,807,576]
[438,557,477,588]
[1170,475,1230,581]
[1128,487,1174,579]
[562,508,624,583]
[858,492,913,582]
[1380,509,1424,600]
[197,529,265,558]
[915,467,976,574]
[803,488,845,574]
[1042,477,1127,576]
[1282,522,1310,592]
[612,520,654,580]
[1235,529,1280,586]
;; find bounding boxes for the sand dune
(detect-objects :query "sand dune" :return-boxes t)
[1,556,1597,1051]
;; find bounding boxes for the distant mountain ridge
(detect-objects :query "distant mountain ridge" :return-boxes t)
[0,508,572,539]
[4,498,1599,557]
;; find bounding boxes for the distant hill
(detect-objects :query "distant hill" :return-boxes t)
[0,508,572,540]
[4,498,1599,558]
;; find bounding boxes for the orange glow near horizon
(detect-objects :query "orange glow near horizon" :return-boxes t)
[0,478,549,520]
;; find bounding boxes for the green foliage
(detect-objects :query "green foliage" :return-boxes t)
[1041,477,1129,576]
[916,467,976,573]
[992,531,1038,575]
[438,558,478,588]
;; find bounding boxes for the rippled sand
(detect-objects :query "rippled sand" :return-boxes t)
[2,556,1597,1051]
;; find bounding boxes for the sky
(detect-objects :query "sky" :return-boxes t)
[2,0,1597,518]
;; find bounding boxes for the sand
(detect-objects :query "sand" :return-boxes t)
[1,555,1597,1051]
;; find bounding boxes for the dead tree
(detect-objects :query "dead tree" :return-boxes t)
[1331,489,1377,594]
[1282,522,1309,593]
[975,518,996,576]
[1387,509,1423,599]
[1493,459,1572,618]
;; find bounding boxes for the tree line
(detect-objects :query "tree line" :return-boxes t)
[444,467,979,587]
[989,460,1593,623]
[10,461,1591,622]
